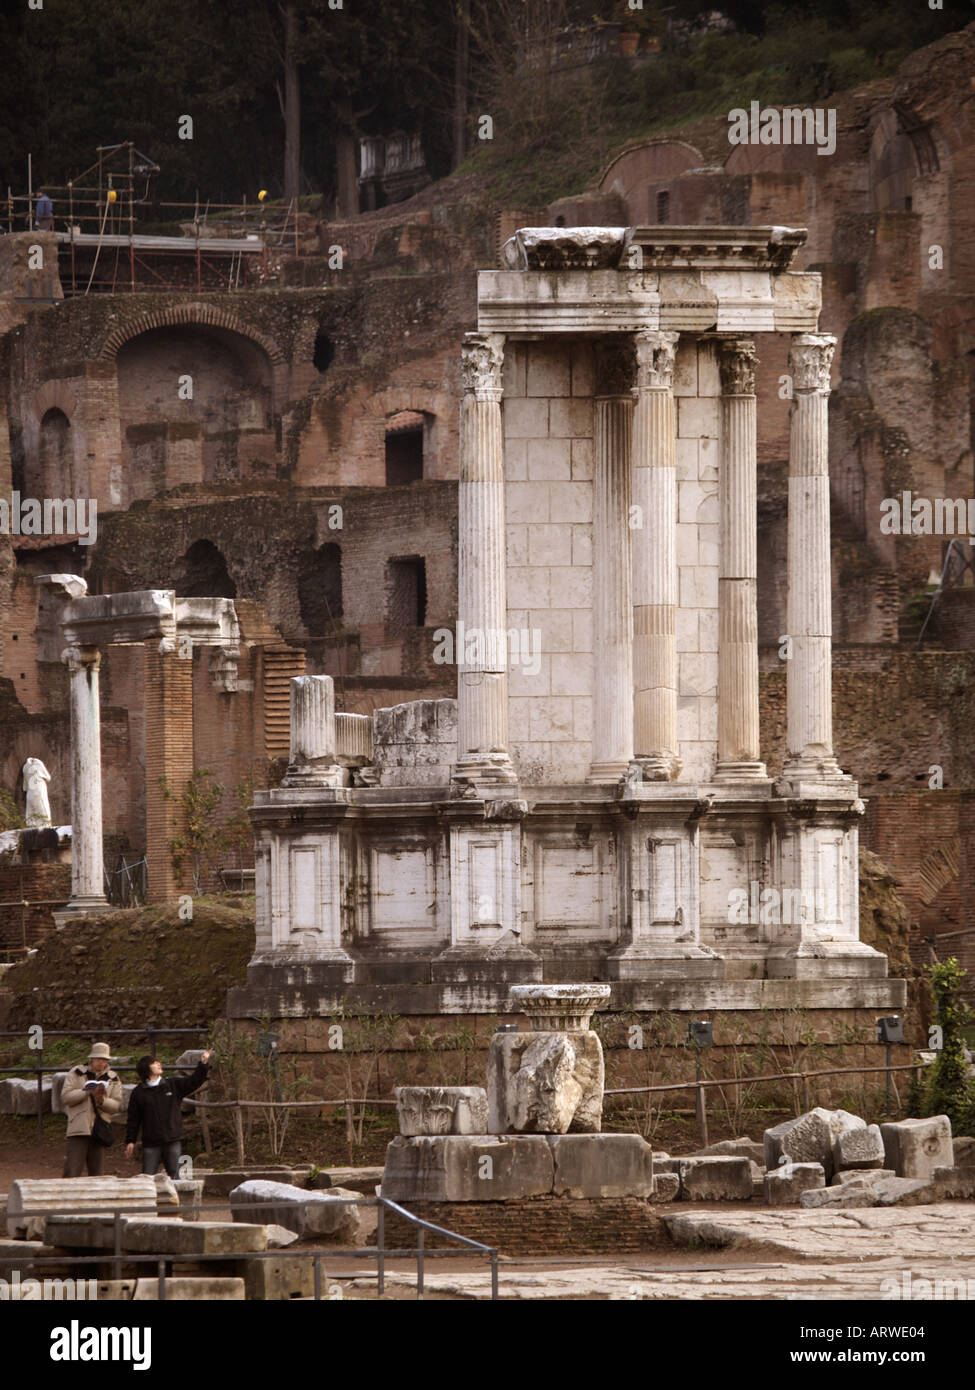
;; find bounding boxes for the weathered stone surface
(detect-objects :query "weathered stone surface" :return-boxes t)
[228,1180,363,1243]
[508,984,611,1032]
[764,1162,825,1206]
[322,1166,381,1194]
[202,1167,301,1197]
[799,1186,878,1209]
[0,1077,52,1115]
[881,1116,953,1179]
[7,1176,158,1238]
[765,1108,865,1178]
[395,1086,488,1136]
[51,1072,69,1114]
[173,1050,206,1069]
[547,1134,655,1198]
[678,1157,753,1202]
[930,1166,975,1199]
[873,1176,939,1206]
[953,1136,975,1168]
[381,1135,555,1202]
[648,1172,680,1203]
[98,1277,245,1300]
[665,1203,975,1265]
[173,1178,203,1220]
[241,1253,315,1300]
[694,1138,765,1166]
[833,1123,885,1171]
[487,1030,603,1135]
[832,1169,895,1186]
[0,1238,45,1276]
[43,1214,137,1250]
[123,1219,267,1256]
[154,1173,180,1208]
[263,1224,300,1248]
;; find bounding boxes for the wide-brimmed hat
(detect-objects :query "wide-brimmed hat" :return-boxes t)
[88,1043,111,1060]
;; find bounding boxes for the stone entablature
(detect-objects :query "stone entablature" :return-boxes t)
[232,227,904,1021]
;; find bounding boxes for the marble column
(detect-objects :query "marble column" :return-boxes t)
[589,339,634,782]
[283,674,343,786]
[784,332,842,780]
[63,645,109,914]
[716,337,766,779]
[631,329,680,780]
[455,331,516,784]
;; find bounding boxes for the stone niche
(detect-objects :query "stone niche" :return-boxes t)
[229,227,907,1024]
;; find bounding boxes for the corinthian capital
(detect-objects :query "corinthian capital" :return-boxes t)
[790,333,836,394]
[633,330,679,393]
[461,332,505,400]
[718,337,758,396]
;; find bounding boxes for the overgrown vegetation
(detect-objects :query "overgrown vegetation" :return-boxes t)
[912,958,975,1135]
[0,787,26,833]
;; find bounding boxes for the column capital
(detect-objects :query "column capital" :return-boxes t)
[461,331,505,401]
[717,337,758,396]
[61,644,100,673]
[594,335,636,397]
[790,333,836,394]
[633,329,679,393]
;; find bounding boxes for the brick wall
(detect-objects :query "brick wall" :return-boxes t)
[382,1196,669,1256]
[0,862,71,951]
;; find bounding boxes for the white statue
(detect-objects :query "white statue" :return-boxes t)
[22,758,52,827]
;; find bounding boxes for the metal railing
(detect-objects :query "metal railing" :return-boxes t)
[604,1058,935,1149]
[4,1197,499,1301]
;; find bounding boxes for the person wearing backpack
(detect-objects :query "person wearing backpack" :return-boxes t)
[125,1050,211,1178]
[61,1043,124,1177]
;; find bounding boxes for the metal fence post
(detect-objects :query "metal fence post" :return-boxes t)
[377,1201,385,1298]
[417,1226,424,1300]
[113,1210,122,1282]
[36,1044,44,1143]
[158,1258,166,1300]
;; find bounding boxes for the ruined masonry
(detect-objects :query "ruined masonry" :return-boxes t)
[223,227,905,1019]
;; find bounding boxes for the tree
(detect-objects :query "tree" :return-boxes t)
[161,769,227,896]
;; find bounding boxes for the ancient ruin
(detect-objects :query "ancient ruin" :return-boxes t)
[229,227,901,1023]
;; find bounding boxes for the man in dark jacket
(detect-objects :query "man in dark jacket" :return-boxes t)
[125,1050,211,1178]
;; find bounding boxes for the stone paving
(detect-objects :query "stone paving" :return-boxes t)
[349,1203,975,1300]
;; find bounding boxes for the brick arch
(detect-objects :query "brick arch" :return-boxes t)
[597,138,703,192]
[97,302,285,364]
[30,379,78,423]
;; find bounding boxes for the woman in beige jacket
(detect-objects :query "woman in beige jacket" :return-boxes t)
[61,1043,123,1177]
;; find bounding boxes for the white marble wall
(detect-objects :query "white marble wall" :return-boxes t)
[674,338,721,782]
[504,341,594,784]
[504,337,721,787]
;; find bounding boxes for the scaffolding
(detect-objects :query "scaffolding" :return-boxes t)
[6,141,311,295]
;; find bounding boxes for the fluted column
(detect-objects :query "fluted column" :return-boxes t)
[455,331,516,783]
[283,674,342,786]
[716,337,766,779]
[632,329,680,780]
[589,340,635,781]
[784,332,842,780]
[63,645,109,913]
